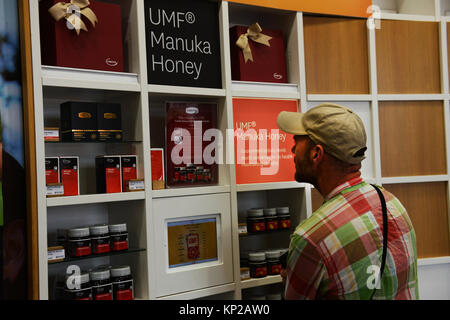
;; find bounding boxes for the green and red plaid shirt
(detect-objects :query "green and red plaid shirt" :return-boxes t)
[286,177,419,300]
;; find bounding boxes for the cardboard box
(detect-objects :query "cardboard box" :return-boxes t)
[59,156,80,196]
[60,102,98,142]
[97,103,122,142]
[121,155,137,192]
[96,156,122,194]
[230,26,287,83]
[39,0,124,72]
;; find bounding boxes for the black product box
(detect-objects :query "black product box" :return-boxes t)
[60,102,98,142]
[97,103,123,142]
[96,156,122,194]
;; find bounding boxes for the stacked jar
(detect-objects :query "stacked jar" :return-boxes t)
[248,252,267,278]
[109,223,129,252]
[111,266,134,300]
[90,225,110,254]
[66,227,91,257]
[266,250,282,275]
[264,208,278,232]
[247,208,265,233]
[277,207,291,230]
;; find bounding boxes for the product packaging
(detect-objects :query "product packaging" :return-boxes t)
[60,102,98,142]
[59,156,80,196]
[97,103,122,142]
[96,156,122,194]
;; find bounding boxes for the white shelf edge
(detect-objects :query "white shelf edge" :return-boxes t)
[148,84,226,97]
[232,81,300,99]
[418,256,450,267]
[381,175,449,185]
[307,94,373,102]
[152,185,231,198]
[380,13,437,22]
[236,181,308,192]
[240,275,282,289]
[46,191,146,207]
[41,65,141,92]
[378,94,446,101]
[155,283,236,300]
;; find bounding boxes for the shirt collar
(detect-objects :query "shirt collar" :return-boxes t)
[324,176,364,202]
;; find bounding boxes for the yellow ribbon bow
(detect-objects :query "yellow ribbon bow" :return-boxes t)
[236,23,272,63]
[49,0,98,36]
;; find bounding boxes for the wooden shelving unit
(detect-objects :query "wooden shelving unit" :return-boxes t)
[28,0,450,300]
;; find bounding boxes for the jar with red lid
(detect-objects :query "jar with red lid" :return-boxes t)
[277,207,291,230]
[247,208,265,233]
[264,208,278,231]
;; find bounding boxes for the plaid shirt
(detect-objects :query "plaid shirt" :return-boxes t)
[285,177,419,300]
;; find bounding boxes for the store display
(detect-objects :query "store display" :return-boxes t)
[109,224,129,252]
[120,155,138,192]
[45,157,59,185]
[66,227,91,258]
[90,269,113,300]
[264,208,278,231]
[97,103,122,142]
[39,0,124,72]
[144,0,222,88]
[59,156,80,196]
[111,266,134,300]
[60,102,98,142]
[276,207,291,230]
[44,127,60,142]
[96,156,122,194]
[165,102,218,188]
[90,225,111,255]
[248,252,267,278]
[230,24,287,83]
[246,208,265,233]
[150,149,165,190]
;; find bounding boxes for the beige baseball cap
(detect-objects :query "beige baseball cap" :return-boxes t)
[277,103,367,164]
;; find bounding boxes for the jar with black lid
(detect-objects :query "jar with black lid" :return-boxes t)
[179,167,187,183]
[109,223,129,252]
[248,252,267,278]
[90,225,110,254]
[247,208,265,233]
[111,266,134,300]
[266,250,282,275]
[196,166,204,182]
[67,227,91,257]
[90,269,113,300]
[264,208,278,231]
[63,272,92,301]
[277,207,291,230]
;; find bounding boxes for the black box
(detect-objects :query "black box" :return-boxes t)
[60,102,98,142]
[97,103,123,142]
[96,156,122,194]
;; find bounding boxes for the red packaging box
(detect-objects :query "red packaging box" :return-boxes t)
[230,26,287,83]
[39,0,124,72]
[45,157,59,185]
[96,156,122,194]
[59,157,79,196]
[121,155,137,192]
[150,149,164,189]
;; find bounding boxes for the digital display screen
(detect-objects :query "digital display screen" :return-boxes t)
[167,217,218,269]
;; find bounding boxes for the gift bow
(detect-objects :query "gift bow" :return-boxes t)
[236,23,272,63]
[49,0,98,35]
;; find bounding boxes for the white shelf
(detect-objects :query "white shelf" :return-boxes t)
[46,192,146,207]
[379,12,437,21]
[378,94,446,101]
[152,185,231,198]
[240,275,282,289]
[156,283,236,300]
[237,181,307,192]
[381,175,449,185]
[41,65,141,92]
[148,84,226,97]
[231,81,300,99]
[418,256,450,266]
[307,94,373,102]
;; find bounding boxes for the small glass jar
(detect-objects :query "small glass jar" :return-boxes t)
[247,208,266,233]
[266,250,282,275]
[264,208,278,231]
[248,252,267,278]
[203,169,212,183]
[179,167,187,183]
[111,266,134,300]
[90,225,110,254]
[187,164,197,183]
[109,224,129,252]
[196,166,204,182]
[90,269,113,300]
[67,227,91,257]
[173,167,180,183]
[63,272,92,301]
[277,207,291,230]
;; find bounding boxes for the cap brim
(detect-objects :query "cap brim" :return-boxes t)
[277,111,307,135]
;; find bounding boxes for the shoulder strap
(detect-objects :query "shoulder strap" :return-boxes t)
[370,184,389,300]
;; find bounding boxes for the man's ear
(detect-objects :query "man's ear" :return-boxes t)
[310,144,324,164]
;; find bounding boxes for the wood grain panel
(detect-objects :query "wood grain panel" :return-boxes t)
[376,20,441,94]
[311,188,324,213]
[384,182,450,258]
[303,16,370,94]
[379,101,447,177]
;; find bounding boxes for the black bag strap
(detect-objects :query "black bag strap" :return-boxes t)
[370,184,389,300]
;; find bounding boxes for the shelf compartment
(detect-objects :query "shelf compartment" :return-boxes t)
[240,275,282,289]
[152,185,231,198]
[231,81,300,99]
[48,248,146,265]
[376,20,441,94]
[47,192,145,207]
[303,15,370,94]
[379,101,447,177]
[383,182,450,258]
[373,0,436,18]
[236,182,306,192]
[42,65,140,92]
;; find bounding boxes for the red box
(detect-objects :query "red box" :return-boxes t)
[121,155,137,192]
[96,156,122,193]
[230,26,287,83]
[45,157,59,184]
[59,157,79,196]
[39,0,124,72]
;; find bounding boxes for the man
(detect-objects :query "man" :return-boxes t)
[277,103,418,300]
